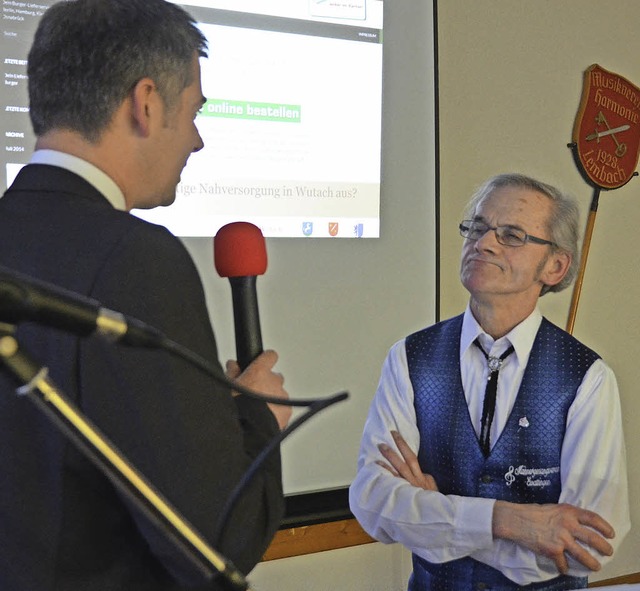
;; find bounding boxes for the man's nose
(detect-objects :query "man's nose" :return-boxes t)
[474,227,500,251]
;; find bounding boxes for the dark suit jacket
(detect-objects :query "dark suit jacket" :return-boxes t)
[0,164,284,590]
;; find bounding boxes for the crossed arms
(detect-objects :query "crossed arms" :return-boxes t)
[349,340,630,585]
[378,429,615,575]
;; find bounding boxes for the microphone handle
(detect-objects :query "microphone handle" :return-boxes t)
[229,276,263,370]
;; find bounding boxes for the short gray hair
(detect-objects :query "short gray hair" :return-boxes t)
[28,0,208,142]
[464,173,580,295]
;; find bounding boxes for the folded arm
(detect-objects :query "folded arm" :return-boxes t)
[350,343,629,585]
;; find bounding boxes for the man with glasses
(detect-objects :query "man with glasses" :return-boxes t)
[350,173,629,590]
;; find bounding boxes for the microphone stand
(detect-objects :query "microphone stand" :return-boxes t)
[0,269,350,584]
[0,323,248,591]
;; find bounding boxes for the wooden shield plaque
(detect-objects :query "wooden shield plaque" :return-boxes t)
[572,64,640,189]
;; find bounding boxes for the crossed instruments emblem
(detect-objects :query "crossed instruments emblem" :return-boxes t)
[585,111,630,157]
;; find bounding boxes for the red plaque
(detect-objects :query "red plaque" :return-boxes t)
[572,64,640,189]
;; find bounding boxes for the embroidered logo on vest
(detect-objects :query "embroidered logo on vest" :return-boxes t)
[505,465,560,488]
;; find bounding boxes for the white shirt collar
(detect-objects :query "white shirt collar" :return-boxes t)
[29,149,126,211]
[461,304,543,365]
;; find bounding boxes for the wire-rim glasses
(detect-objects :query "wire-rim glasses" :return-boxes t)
[459,220,556,248]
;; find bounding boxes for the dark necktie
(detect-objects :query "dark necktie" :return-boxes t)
[473,339,515,457]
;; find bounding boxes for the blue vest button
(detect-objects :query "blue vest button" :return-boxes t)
[480,474,492,484]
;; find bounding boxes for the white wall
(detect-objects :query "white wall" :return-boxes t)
[182,0,437,496]
[182,1,436,589]
[251,543,413,591]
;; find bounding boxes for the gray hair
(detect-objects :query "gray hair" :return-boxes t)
[463,173,580,295]
[28,0,208,142]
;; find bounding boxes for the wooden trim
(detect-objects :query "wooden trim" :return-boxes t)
[262,518,375,561]
[264,524,640,591]
[590,572,640,586]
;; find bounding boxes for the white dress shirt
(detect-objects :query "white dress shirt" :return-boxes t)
[349,306,630,585]
[30,149,126,211]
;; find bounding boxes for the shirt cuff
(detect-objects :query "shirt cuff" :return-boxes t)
[451,495,495,551]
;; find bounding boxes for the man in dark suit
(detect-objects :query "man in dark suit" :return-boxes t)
[0,1,291,589]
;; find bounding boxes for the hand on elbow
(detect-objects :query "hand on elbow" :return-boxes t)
[492,501,615,575]
[376,430,439,491]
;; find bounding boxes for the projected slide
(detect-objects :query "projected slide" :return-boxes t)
[1,1,383,237]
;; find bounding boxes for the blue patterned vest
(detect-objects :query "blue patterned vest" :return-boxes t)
[406,315,599,591]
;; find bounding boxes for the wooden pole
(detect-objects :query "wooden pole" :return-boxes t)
[566,187,601,334]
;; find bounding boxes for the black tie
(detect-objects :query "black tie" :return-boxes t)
[473,339,514,457]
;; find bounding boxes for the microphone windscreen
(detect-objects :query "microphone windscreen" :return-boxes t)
[214,222,268,278]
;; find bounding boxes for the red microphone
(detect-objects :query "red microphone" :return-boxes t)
[214,222,267,370]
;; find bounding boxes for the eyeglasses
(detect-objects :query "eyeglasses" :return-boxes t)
[459,220,556,248]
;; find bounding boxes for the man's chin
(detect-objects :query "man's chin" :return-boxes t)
[135,193,177,210]
[160,194,177,208]
[461,268,503,292]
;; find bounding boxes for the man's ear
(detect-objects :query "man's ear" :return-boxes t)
[542,250,571,288]
[129,78,158,137]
